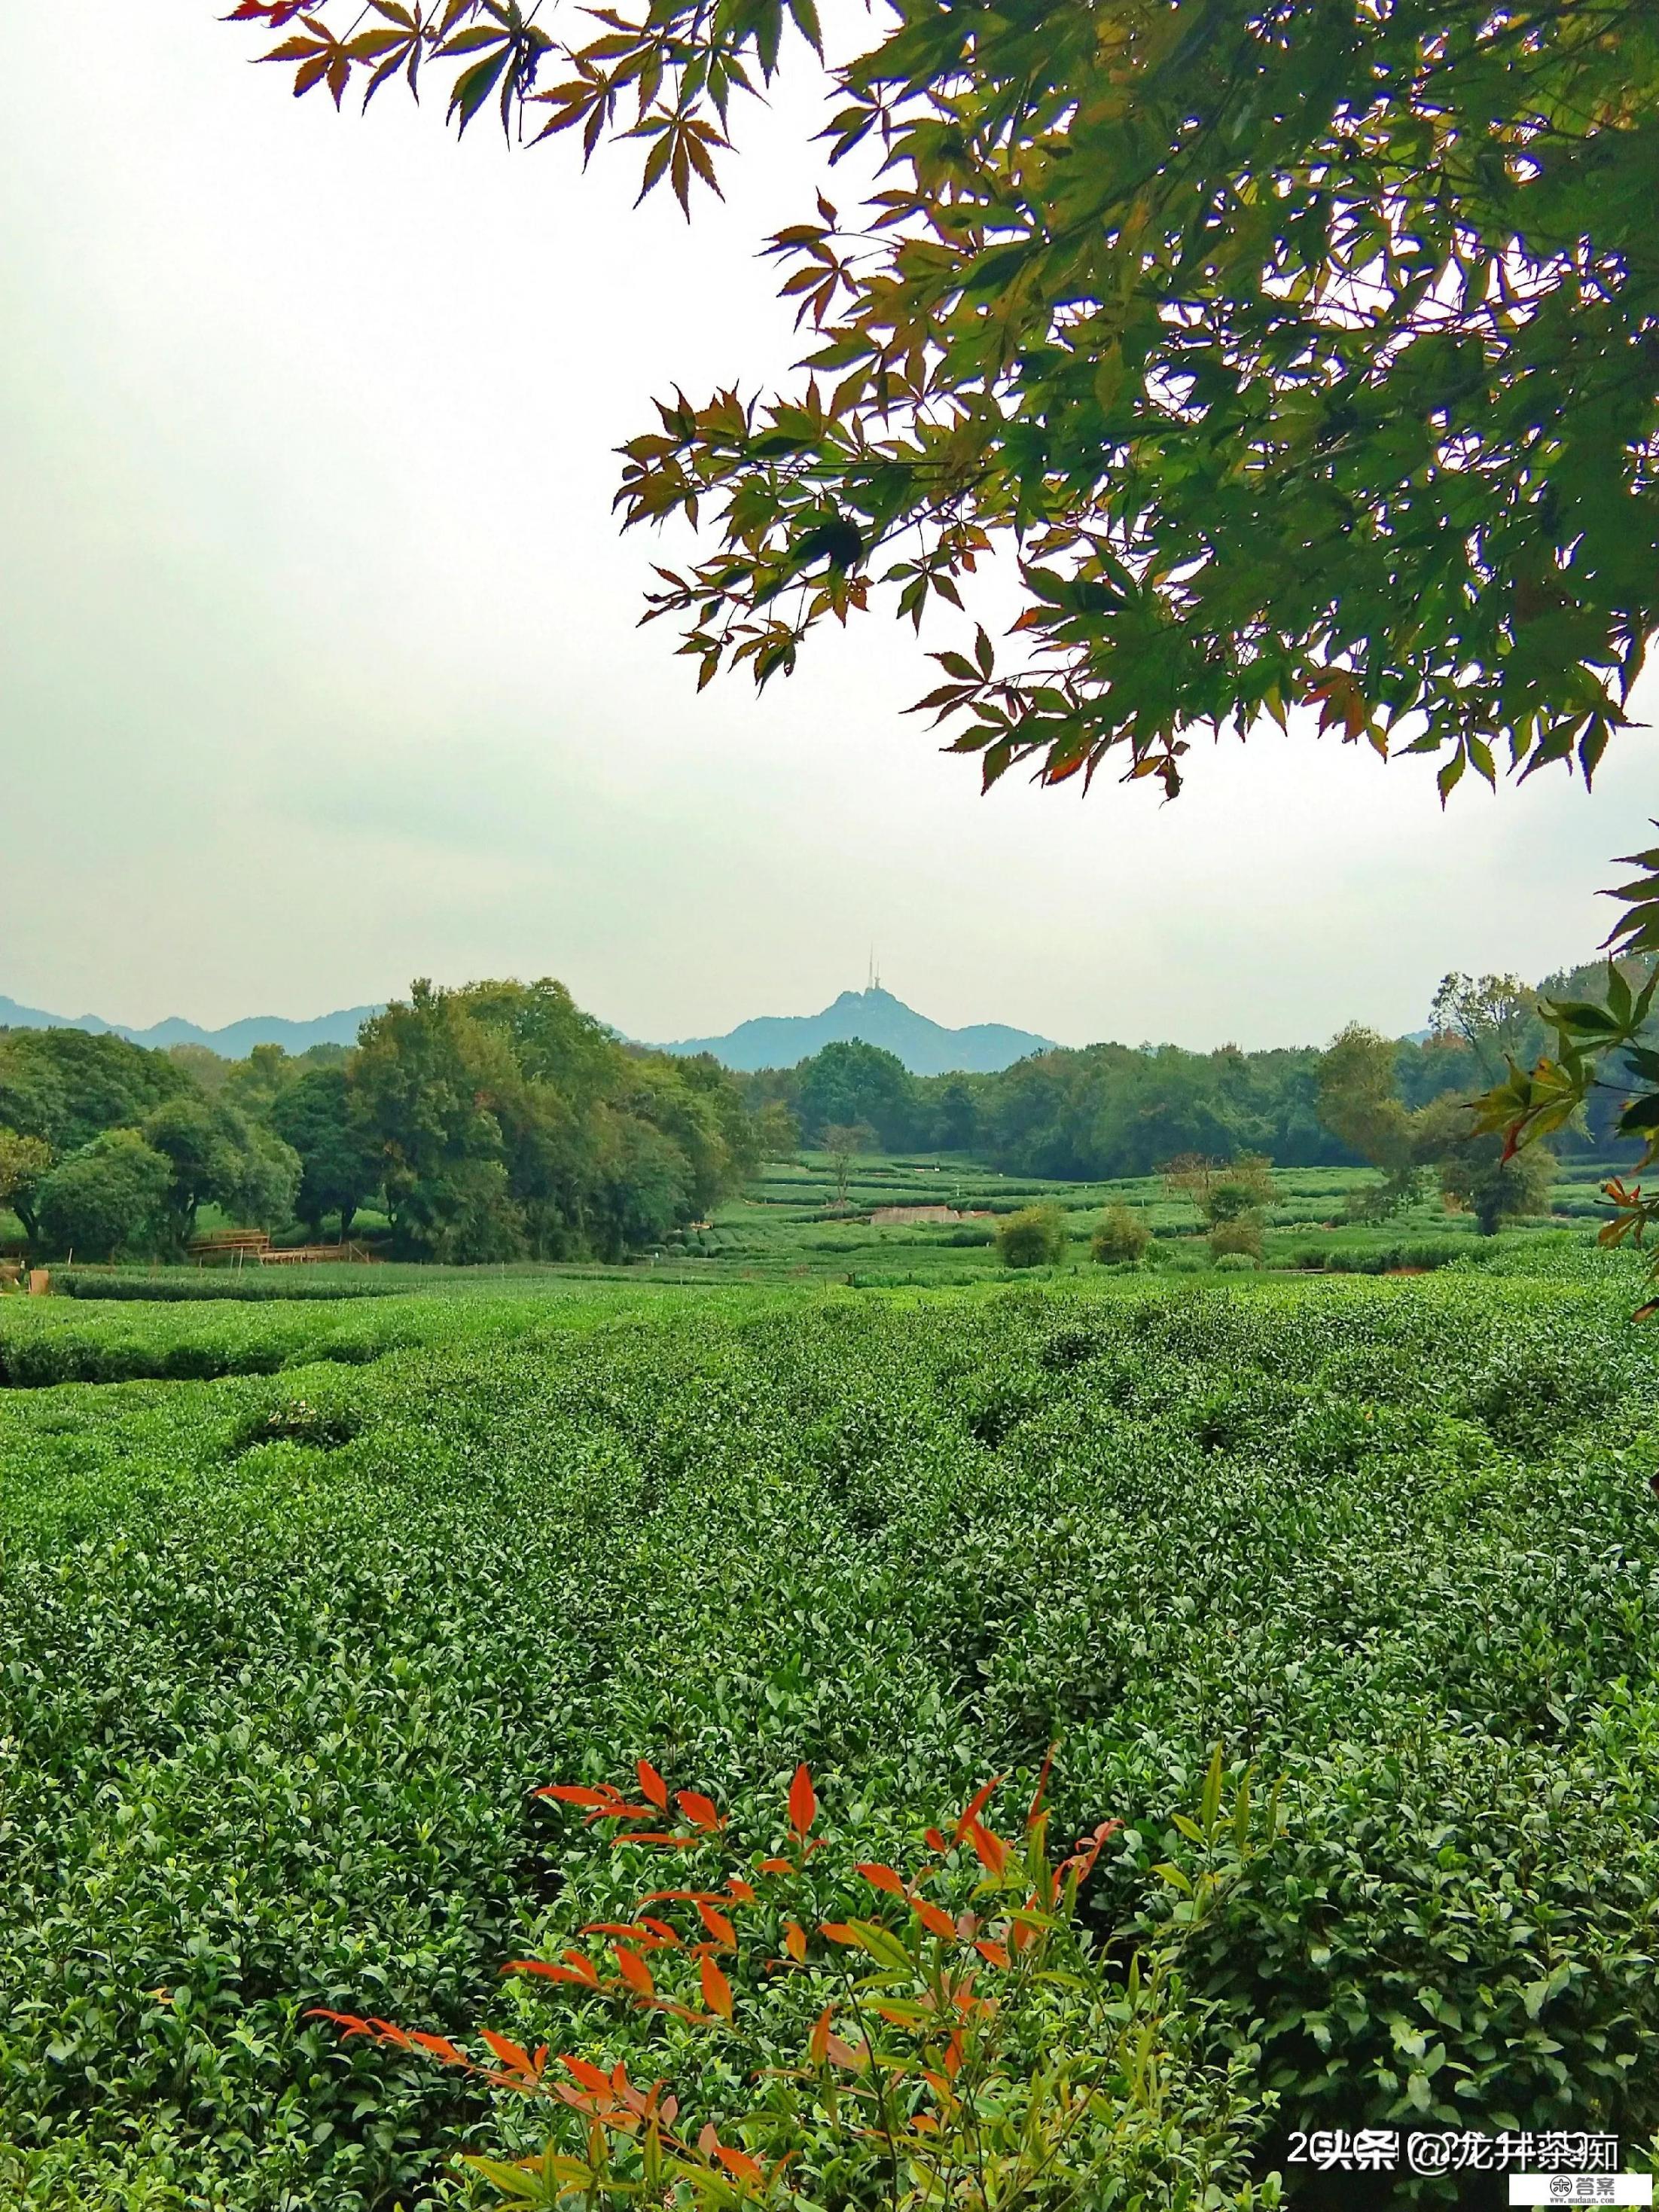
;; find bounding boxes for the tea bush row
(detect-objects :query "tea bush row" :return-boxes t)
[0,1280,713,1387]
[50,1270,406,1303]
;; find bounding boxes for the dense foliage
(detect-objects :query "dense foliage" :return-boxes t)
[1091,1204,1152,1267]
[233,2,1659,809]
[743,1036,1351,1175]
[993,1203,1066,1268]
[0,1029,194,1158]
[3,1260,1657,2207]
[1320,1023,1558,1233]
[315,1756,1276,2210]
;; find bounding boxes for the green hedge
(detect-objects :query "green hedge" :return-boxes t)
[1282,1237,1473,1273]
[50,1269,403,1302]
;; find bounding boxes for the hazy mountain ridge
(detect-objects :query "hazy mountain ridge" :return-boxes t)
[654,987,1055,1074]
[0,984,1051,1073]
[0,996,382,1056]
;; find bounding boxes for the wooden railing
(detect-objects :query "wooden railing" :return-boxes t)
[188,1232,378,1266]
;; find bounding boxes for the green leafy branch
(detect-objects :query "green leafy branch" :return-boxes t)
[1473,834,1659,1309]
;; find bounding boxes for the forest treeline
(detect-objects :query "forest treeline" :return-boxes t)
[0,980,758,1264]
[740,956,1648,1179]
[0,959,1644,1260]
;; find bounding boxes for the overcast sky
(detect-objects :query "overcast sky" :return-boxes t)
[1,5,1651,1050]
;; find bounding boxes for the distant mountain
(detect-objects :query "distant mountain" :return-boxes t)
[655,987,1054,1075]
[0,995,381,1056]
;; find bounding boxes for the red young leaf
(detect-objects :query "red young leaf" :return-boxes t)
[855,1861,907,1897]
[1026,1744,1057,1828]
[410,2030,469,2067]
[638,1759,669,1810]
[505,1951,599,1987]
[716,2143,764,2186]
[694,1899,736,1948]
[952,1777,1004,1843]
[675,1789,724,1832]
[965,1820,1008,1877]
[563,2053,614,2096]
[480,2029,539,2078]
[911,1896,958,1942]
[788,1763,817,1838]
[1059,1817,1124,1887]
[613,1945,656,1999]
[700,1954,734,2021]
[783,1920,809,1963]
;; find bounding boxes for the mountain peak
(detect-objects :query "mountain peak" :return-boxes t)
[656,987,1053,1075]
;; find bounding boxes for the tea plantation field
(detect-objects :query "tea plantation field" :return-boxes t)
[3,1259,1658,2206]
[681,1152,1620,1284]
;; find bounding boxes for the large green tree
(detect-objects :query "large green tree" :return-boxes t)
[141,1096,302,1245]
[1319,1020,1556,1233]
[236,1,1657,803]
[1317,1024,1423,1218]
[349,978,755,1260]
[797,1040,917,1149]
[0,1129,52,1247]
[267,1066,382,1238]
[34,1130,175,1262]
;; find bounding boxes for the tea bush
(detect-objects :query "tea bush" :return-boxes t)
[2,1265,1657,2207]
[1090,1204,1152,1267]
[1209,1216,1265,1262]
[993,1206,1067,1269]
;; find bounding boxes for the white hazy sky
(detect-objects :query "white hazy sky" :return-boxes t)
[1,5,1651,1050]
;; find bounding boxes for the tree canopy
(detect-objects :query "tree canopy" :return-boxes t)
[233,1,1658,802]
[0,1028,194,1157]
[349,978,755,1260]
